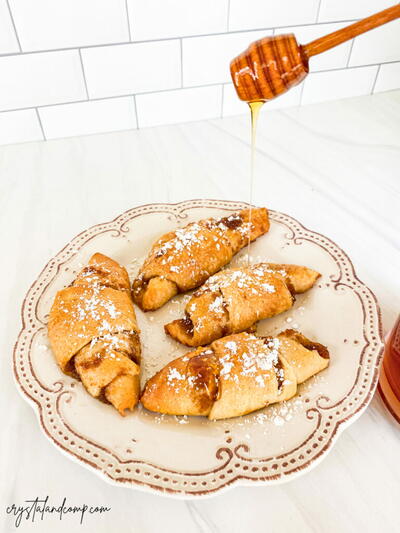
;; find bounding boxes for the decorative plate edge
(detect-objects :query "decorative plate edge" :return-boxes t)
[13,199,385,498]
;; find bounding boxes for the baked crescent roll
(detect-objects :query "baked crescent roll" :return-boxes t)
[165,263,320,346]
[141,330,329,420]
[48,253,141,415]
[132,208,270,311]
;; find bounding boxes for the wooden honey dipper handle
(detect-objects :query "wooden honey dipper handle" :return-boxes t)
[303,4,400,58]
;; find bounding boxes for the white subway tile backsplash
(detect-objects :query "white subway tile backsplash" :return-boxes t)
[278,22,353,72]
[0,0,398,145]
[136,85,221,127]
[222,82,302,117]
[374,62,400,93]
[302,66,378,105]
[318,0,395,22]
[82,40,181,99]
[0,50,86,111]
[229,0,320,32]
[127,0,229,41]
[183,29,272,87]
[39,97,136,139]
[8,0,129,51]
[0,0,19,54]
[349,20,400,67]
[0,109,43,145]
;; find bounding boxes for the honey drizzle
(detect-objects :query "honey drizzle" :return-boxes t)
[247,100,265,266]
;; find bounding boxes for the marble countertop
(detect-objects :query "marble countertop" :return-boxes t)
[1,90,399,533]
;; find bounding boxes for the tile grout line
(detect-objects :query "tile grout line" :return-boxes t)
[0,82,236,114]
[346,39,355,68]
[35,108,46,140]
[315,0,323,23]
[5,0,22,52]
[0,60,398,116]
[0,18,362,59]
[78,49,90,100]
[371,65,381,94]
[226,0,231,31]
[220,84,225,118]
[219,58,399,81]
[125,0,132,41]
[132,94,139,128]
[5,84,399,145]
[180,38,183,88]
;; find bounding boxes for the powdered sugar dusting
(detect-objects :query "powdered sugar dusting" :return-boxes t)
[156,223,206,257]
[218,336,281,383]
[167,367,185,384]
[196,263,280,301]
[145,212,256,280]
[225,341,238,354]
[209,296,225,314]
[58,284,125,339]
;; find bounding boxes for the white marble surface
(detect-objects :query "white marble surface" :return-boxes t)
[1,90,400,533]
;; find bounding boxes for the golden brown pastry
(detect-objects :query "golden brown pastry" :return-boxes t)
[48,253,141,415]
[165,263,320,346]
[141,330,329,420]
[132,208,270,311]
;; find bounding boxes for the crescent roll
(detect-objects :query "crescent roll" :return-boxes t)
[141,330,329,420]
[132,208,270,311]
[165,263,320,346]
[48,253,141,415]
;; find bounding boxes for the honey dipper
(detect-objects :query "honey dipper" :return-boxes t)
[230,4,400,102]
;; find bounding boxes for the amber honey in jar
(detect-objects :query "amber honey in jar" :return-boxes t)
[378,316,400,423]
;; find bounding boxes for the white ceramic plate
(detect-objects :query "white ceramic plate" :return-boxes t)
[13,200,384,498]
